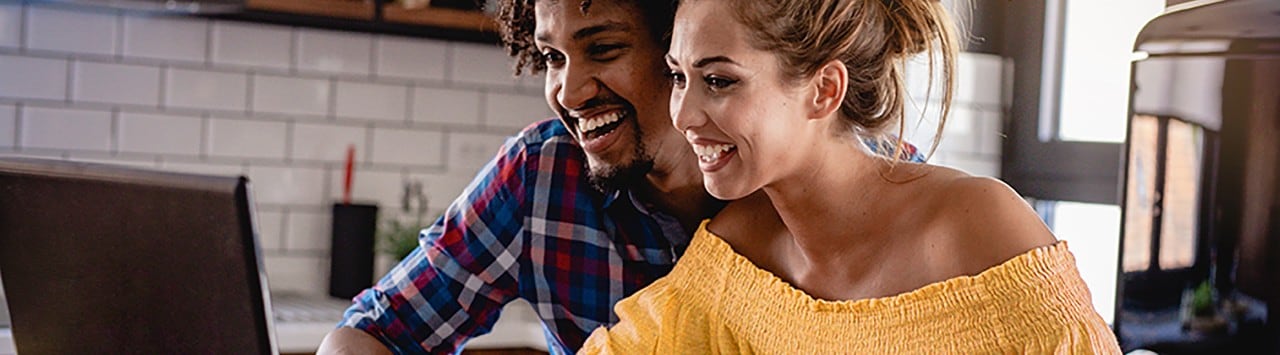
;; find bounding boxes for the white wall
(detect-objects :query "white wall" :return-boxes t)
[0,0,1007,296]
[0,1,548,296]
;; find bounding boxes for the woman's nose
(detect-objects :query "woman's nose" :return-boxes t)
[670,89,702,131]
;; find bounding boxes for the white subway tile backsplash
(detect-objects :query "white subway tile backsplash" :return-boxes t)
[517,72,543,92]
[207,118,287,159]
[902,96,941,150]
[375,35,446,81]
[118,112,201,155]
[328,168,403,210]
[975,109,1004,156]
[72,61,160,106]
[370,128,443,167]
[263,255,327,296]
[905,52,1005,108]
[411,87,480,125]
[122,15,208,63]
[956,53,1004,107]
[939,154,1001,178]
[256,210,286,251]
[904,54,944,103]
[20,106,112,152]
[284,211,330,251]
[335,81,406,121]
[0,104,15,148]
[446,131,508,177]
[296,29,371,75]
[291,122,366,162]
[252,75,330,116]
[25,6,117,56]
[165,68,248,111]
[936,106,978,154]
[0,55,68,100]
[247,165,326,205]
[0,3,20,48]
[483,92,547,130]
[211,21,292,69]
[412,171,477,211]
[451,42,520,87]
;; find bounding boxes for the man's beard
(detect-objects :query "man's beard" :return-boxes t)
[587,128,654,193]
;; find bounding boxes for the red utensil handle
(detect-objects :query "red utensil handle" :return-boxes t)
[343,145,354,205]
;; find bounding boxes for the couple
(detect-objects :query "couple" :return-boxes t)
[321,0,1120,353]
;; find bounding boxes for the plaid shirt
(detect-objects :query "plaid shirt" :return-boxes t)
[340,119,687,354]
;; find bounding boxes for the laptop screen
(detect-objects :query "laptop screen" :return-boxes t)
[0,158,277,354]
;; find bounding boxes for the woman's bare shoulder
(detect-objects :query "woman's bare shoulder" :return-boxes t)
[921,169,1058,274]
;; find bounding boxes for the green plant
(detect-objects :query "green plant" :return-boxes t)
[379,218,423,261]
[1191,280,1215,317]
[377,180,433,262]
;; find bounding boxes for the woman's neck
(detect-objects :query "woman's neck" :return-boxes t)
[761,137,896,284]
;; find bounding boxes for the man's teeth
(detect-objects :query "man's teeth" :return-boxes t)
[579,112,623,135]
[693,143,736,163]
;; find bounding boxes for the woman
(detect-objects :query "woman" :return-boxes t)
[580,0,1120,353]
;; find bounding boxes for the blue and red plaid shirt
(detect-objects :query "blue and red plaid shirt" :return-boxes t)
[339,118,923,354]
[340,119,689,354]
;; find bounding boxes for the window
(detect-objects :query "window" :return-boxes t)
[1056,0,1164,143]
[1039,200,1122,325]
[1004,0,1166,325]
[1121,115,1209,273]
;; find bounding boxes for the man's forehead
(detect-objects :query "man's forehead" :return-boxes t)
[534,0,644,43]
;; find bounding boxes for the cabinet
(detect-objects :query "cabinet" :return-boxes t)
[218,0,498,43]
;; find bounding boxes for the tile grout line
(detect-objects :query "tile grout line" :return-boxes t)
[13,103,23,150]
[113,9,123,61]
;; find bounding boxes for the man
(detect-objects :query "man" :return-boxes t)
[318,1,719,353]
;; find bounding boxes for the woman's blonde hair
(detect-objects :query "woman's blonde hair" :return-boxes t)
[702,0,960,161]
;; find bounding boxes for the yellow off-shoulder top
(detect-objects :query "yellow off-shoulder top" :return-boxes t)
[580,221,1120,354]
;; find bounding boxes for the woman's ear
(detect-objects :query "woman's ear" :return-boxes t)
[809,60,847,120]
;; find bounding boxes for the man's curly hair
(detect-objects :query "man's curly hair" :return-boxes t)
[495,0,677,76]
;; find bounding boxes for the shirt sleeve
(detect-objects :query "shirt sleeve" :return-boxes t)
[337,134,531,354]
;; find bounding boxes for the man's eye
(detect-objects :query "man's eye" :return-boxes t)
[588,44,625,60]
[541,51,565,66]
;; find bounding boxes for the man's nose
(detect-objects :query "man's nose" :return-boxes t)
[556,61,600,110]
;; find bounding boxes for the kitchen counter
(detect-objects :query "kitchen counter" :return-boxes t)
[0,294,547,354]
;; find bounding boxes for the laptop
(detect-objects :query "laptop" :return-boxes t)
[0,157,278,354]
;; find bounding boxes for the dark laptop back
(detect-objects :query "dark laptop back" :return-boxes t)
[0,158,277,354]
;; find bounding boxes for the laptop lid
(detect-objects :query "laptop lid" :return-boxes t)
[0,158,277,354]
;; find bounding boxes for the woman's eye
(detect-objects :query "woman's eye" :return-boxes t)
[705,76,737,90]
[665,69,687,88]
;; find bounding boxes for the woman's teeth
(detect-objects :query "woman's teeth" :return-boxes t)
[579,112,623,135]
[694,143,736,163]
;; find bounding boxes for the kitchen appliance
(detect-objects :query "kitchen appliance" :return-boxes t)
[0,158,278,354]
[1115,0,1280,353]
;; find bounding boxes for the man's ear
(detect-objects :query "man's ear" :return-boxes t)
[809,60,847,120]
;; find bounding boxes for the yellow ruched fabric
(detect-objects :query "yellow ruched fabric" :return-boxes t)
[580,221,1121,354]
